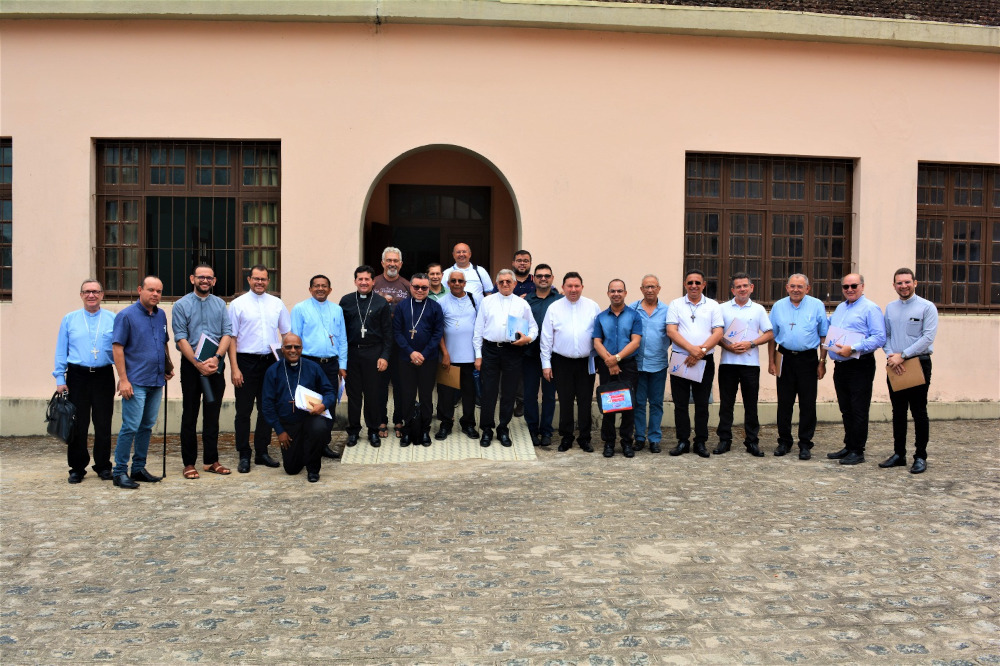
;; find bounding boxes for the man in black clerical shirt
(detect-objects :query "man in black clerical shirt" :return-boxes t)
[261,333,338,483]
[339,265,393,447]
[392,273,445,447]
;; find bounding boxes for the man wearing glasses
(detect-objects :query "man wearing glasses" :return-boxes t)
[53,279,117,483]
[511,250,535,297]
[474,269,537,447]
[523,264,561,446]
[435,270,480,441]
[826,273,886,466]
[392,273,445,446]
[228,265,291,473]
[261,334,337,483]
[665,269,724,458]
[767,274,829,460]
[171,264,233,479]
[628,274,669,453]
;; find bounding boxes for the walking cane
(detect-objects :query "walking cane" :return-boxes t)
[162,379,168,478]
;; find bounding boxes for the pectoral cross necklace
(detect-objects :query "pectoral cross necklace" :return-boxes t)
[313,300,336,350]
[356,292,372,339]
[686,300,702,322]
[409,299,427,339]
[282,360,302,409]
[84,311,103,360]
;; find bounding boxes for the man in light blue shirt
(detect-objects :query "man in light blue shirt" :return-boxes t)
[715,273,773,457]
[53,279,117,483]
[435,270,480,440]
[768,273,830,459]
[291,274,348,459]
[880,267,938,474]
[826,273,886,466]
[628,274,669,453]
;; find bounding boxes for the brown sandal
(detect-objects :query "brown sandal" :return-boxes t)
[203,462,231,475]
[183,465,200,480]
[394,423,404,438]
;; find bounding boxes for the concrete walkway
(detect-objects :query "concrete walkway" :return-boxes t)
[1,419,997,664]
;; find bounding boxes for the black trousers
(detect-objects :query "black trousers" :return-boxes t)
[716,364,761,445]
[234,352,276,458]
[304,355,340,447]
[381,342,406,426]
[346,344,383,436]
[833,352,877,454]
[596,357,639,443]
[479,343,523,432]
[775,348,820,449]
[436,361,477,428]
[278,416,329,475]
[669,354,716,445]
[551,353,595,443]
[398,357,437,431]
[179,358,226,467]
[65,363,115,474]
[888,357,932,459]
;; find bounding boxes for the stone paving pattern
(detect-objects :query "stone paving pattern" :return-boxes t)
[1,419,997,664]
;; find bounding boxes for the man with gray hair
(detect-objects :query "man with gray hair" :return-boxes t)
[473,268,537,446]
[373,246,410,438]
[628,274,670,453]
[767,273,829,460]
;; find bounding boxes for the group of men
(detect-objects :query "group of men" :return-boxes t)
[54,240,938,487]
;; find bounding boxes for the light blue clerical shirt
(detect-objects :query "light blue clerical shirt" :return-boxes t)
[769,295,829,352]
[53,308,116,384]
[291,298,349,363]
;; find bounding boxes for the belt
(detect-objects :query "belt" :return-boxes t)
[485,340,511,347]
[777,346,816,356]
[836,352,875,362]
[304,355,339,364]
[68,363,113,373]
[353,342,379,349]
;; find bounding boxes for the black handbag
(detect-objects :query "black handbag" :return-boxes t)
[597,381,634,414]
[45,391,77,444]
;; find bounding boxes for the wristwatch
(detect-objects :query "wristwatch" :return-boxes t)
[215,354,225,362]
[614,354,621,362]
[700,347,707,353]
[750,342,757,349]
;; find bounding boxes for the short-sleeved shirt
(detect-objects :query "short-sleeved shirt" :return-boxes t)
[113,300,170,387]
[439,293,478,363]
[373,274,411,306]
[665,295,724,354]
[628,299,669,372]
[593,306,643,357]
[769,295,829,352]
[719,298,772,366]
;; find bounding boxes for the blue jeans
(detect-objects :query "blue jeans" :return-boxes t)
[522,356,556,437]
[113,385,163,477]
[634,369,667,443]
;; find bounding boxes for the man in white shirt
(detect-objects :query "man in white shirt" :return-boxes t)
[435,270,480,441]
[541,272,602,452]
[446,242,494,300]
[665,269,724,458]
[715,273,773,457]
[227,264,291,473]
[474,269,537,447]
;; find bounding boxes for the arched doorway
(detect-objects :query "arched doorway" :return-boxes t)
[362,146,518,279]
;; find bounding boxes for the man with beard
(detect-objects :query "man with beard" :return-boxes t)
[340,265,393,447]
[523,264,561,446]
[171,264,233,479]
[291,274,347,460]
[261,333,338,483]
[373,246,410,439]
[512,250,535,297]
[593,279,642,458]
[392,273,445,446]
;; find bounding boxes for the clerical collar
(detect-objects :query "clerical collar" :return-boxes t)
[288,361,299,367]
[358,292,369,299]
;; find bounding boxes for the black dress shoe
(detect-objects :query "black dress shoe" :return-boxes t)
[307,472,320,483]
[540,435,553,447]
[421,431,432,447]
[513,399,524,418]
[712,441,731,455]
[346,433,359,447]
[693,442,710,458]
[579,442,594,453]
[840,452,865,465]
[368,432,381,448]
[68,471,84,484]
[498,431,513,447]
[480,429,493,447]
[649,442,662,454]
[255,453,281,468]
[97,469,114,481]
[130,468,162,483]
[633,440,645,451]
[400,433,411,447]
[669,442,689,456]
[113,474,140,489]
[435,424,452,440]
[798,448,811,460]
[530,433,542,447]
[879,453,906,468]
[603,443,615,458]
[622,442,635,458]
[557,440,572,452]
[237,458,251,473]
[774,443,791,457]
[910,458,926,474]
[322,446,339,459]
[462,425,481,440]
[827,447,850,459]
[746,443,765,457]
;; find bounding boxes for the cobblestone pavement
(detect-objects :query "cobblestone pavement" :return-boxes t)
[1,419,997,664]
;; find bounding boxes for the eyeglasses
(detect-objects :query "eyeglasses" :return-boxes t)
[497,279,514,285]
[250,277,268,283]
[81,290,103,295]
[282,344,302,350]
[194,276,215,281]
[686,281,703,286]
[412,285,429,291]
[448,278,466,283]
[534,274,552,280]
[640,285,658,289]
[842,283,860,290]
